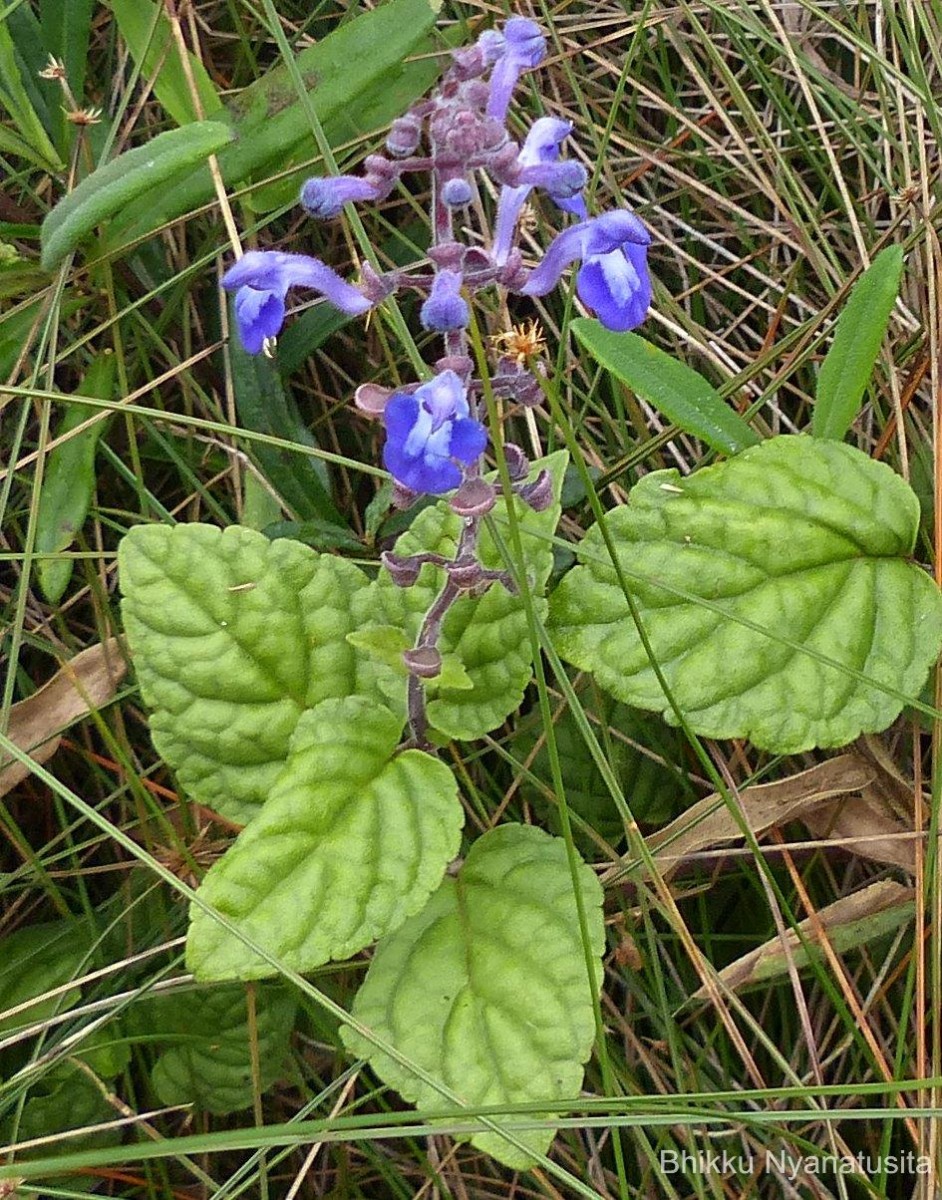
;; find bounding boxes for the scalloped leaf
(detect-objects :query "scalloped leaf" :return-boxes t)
[130,982,296,1114]
[549,436,942,753]
[186,696,464,982]
[119,523,368,823]
[356,451,568,740]
[342,823,604,1169]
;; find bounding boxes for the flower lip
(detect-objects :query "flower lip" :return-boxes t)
[502,17,547,67]
[492,117,586,265]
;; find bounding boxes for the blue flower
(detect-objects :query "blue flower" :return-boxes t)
[420,270,469,333]
[493,117,587,265]
[519,210,652,332]
[221,250,372,354]
[300,175,381,220]
[383,370,487,494]
[487,17,546,120]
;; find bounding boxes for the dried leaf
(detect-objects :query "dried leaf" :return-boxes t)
[802,783,916,873]
[0,639,126,796]
[691,880,915,1000]
[645,755,875,879]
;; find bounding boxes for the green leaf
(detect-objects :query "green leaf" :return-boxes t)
[119,523,369,823]
[129,982,296,1113]
[39,0,94,99]
[38,0,95,150]
[228,310,349,529]
[40,120,234,270]
[186,696,464,981]
[0,920,92,1035]
[342,824,604,1169]
[245,21,449,213]
[36,351,117,603]
[1,1062,120,1189]
[109,0,223,126]
[106,0,440,251]
[515,684,692,851]
[550,435,942,753]
[0,20,63,172]
[357,451,568,740]
[572,320,760,455]
[812,246,905,440]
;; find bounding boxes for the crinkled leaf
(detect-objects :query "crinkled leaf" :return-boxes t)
[813,246,905,441]
[515,684,693,852]
[129,982,295,1113]
[550,436,942,753]
[1,1062,120,1190]
[357,452,568,740]
[186,697,463,981]
[0,920,93,1035]
[572,320,760,455]
[343,823,604,1169]
[119,523,368,823]
[40,120,233,270]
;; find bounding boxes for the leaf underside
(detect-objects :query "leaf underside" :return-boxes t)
[343,823,604,1169]
[550,436,942,753]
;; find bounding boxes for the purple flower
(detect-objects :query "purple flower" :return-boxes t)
[519,210,652,332]
[493,117,587,265]
[420,270,469,332]
[487,17,546,120]
[300,175,381,220]
[383,370,487,494]
[221,250,372,355]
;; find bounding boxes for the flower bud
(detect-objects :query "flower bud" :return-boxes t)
[300,175,379,219]
[386,113,422,157]
[420,270,469,332]
[441,177,473,207]
[403,646,442,679]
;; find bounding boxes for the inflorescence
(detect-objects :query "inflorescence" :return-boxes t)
[220,16,652,744]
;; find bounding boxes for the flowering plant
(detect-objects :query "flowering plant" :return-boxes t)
[114,11,942,1175]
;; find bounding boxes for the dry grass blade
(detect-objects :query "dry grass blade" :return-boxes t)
[689,880,916,1001]
[0,638,126,796]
